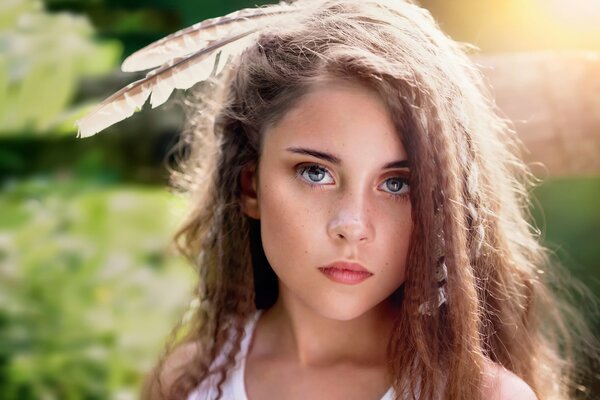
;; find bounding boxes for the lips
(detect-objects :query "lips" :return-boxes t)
[318,261,373,285]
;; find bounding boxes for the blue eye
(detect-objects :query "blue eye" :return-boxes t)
[297,165,334,184]
[380,177,409,195]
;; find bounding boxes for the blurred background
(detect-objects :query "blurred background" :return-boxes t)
[0,0,598,399]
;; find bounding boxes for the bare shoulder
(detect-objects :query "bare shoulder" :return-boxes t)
[482,361,538,400]
[161,341,202,384]
[143,342,202,399]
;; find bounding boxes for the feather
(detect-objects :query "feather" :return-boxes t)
[76,2,298,138]
[76,30,257,138]
[121,2,296,72]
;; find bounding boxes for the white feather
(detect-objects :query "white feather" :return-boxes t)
[75,2,297,138]
[76,81,150,138]
[121,4,295,72]
[75,31,259,138]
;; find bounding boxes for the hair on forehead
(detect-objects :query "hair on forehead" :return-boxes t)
[216,0,475,160]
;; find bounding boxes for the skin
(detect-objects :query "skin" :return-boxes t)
[240,80,411,399]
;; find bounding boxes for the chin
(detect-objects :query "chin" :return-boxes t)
[307,295,386,322]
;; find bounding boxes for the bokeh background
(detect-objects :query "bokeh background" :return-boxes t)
[1,0,598,399]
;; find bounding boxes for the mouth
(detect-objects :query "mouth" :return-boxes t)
[318,261,373,285]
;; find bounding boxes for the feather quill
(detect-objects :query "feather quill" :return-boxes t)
[76,30,257,138]
[121,3,296,72]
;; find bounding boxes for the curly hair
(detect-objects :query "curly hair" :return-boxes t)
[142,1,590,399]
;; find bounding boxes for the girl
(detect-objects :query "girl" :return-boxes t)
[77,0,593,399]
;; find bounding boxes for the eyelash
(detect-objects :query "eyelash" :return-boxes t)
[294,163,410,202]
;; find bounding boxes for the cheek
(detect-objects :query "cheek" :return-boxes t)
[391,210,412,252]
[378,203,413,275]
[257,180,322,267]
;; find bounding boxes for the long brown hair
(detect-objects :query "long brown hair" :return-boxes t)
[143,1,590,398]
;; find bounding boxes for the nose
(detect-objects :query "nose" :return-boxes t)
[327,194,374,245]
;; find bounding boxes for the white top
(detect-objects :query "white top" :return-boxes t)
[187,310,397,400]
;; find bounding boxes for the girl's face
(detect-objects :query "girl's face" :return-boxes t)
[241,80,413,321]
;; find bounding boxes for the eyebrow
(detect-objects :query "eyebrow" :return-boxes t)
[285,146,410,169]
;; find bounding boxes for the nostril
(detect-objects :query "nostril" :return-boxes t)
[328,215,373,244]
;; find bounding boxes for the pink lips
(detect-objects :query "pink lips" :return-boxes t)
[318,262,373,285]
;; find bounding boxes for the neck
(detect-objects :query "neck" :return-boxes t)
[259,283,397,368]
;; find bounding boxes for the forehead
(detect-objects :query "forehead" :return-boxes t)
[262,80,407,161]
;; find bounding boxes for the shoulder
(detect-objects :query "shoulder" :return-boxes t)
[482,361,538,400]
[161,342,202,385]
[142,342,201,399]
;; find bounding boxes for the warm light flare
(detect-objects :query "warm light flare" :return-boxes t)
[545,0,600,27]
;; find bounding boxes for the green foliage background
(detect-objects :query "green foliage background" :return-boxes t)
[0,0,598,399]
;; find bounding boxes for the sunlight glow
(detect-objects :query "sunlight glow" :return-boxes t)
[544,0,600,28]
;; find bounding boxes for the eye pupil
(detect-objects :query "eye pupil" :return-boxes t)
[386,178,404,192]
[307,166,325,182]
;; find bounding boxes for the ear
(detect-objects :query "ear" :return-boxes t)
[239,162,260,219]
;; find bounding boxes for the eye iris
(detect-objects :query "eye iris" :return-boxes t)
[386,178,404,192]
[307,166,325,182]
